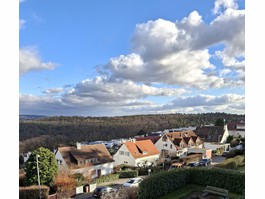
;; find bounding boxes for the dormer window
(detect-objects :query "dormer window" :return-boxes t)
[142,151,148,155]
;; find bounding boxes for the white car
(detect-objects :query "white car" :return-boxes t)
[122,177,143,187]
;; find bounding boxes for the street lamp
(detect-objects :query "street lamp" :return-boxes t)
[36,154,41,199]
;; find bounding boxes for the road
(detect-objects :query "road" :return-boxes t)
[71,177,138,199]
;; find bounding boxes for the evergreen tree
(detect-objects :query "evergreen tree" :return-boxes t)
[25,147,58,187]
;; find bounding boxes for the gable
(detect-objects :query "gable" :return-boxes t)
[195,126,224,143]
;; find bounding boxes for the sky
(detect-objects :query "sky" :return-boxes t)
[19,0,245,117]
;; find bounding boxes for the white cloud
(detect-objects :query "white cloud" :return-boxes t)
[19,19,26,29]
[67,77,187,102]
[161,94,245,114]
[19,46,58,76]
[213,0,238,14]
[43,88,64,94]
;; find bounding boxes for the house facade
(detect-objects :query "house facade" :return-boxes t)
[155,130,203,157]
[227,121,245,137]
[113,140,160,167]
[54,143,114,179]
[194,124,230,151]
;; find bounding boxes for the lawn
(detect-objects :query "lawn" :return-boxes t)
[159,184,244,199]
[159,184,204,199]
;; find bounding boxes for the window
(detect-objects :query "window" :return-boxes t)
[119,151,125,155]
[163,143,168,147]
[124,161,128,164]
[170,144,172,149]
[125,152,130,156]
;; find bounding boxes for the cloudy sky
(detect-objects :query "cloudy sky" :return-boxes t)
[19,0,245,117]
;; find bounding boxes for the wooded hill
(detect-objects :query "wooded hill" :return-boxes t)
[19,112,244,154]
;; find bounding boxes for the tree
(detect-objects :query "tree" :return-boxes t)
[214,118,226,126]
[25,147,58,187]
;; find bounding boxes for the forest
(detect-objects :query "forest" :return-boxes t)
[19,112,245,154]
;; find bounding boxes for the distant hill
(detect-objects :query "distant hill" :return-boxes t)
[19,112,244,153]
[19,115,48,120]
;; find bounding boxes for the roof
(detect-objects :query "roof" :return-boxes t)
[166,130,197,139]
[135,136,160,144]
[56,144,114,168]
[227,121,245,131]
[124,140,160,159]
[194,126,224,143]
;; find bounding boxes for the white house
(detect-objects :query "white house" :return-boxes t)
[113,140,160,167]
[54,143,114,179]
[227,121,245,138]
[155,130,203,157]
[194,124,230,151]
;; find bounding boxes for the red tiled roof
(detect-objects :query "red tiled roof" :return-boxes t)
[135,136,160,144]
[124,140,160,159]
[194,126,224,142]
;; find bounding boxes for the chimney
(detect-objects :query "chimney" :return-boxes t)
[76,142,81,149]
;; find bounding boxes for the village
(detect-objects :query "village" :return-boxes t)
[20,119,245,199]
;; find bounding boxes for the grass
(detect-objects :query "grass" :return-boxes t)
[159,184,204,199]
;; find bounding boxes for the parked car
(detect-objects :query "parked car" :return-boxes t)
[187,162,199,167]
[222,151,229,157]
[198,158,212,166]
[122,177,143,187]
[93,186,117,198]
[168,162,183,170]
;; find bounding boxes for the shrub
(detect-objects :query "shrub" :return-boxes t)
[101,187,138,199]
[54,171,76,194]
[188,167,244,194]
[216,155,245,170]
[19,185,49,199]
[138,167,245,199]
[227,150,244,159]
[138,169,189,199]
[92,173,120,184]
[118,170,139,178]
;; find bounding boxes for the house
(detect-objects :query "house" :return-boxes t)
[155,130,203,157]
[113,140,160,167]
[194,125,230,151]
[54,142,114,179]
[135,135,160,144]
[227,121,245,137]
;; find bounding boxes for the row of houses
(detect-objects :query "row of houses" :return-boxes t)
[51,121,244,179]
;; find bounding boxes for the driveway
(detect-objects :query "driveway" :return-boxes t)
[71,176,146,199]
[211,155,226,166]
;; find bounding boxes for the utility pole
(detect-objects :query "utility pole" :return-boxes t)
[36,154,41,199]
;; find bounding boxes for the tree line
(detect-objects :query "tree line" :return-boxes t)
[19,112,244,154]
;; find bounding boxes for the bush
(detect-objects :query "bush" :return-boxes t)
[138,167,245,199]
[92,173,120,184]
[187,167,245,194]
[138,169,189,199]
[227,150,244,159]
[19,185,49,199]
[216,155,245,170]
[118,170,139,178]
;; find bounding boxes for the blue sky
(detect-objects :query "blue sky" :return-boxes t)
[19,0,245,116]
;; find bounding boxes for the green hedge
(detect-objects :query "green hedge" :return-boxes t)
[138,169,189,199]
[138,168,245,199]
[216,155,245,170]
[19,185,49,199]
[118,170,139,178]
[92,173,120,184]
[188,168,245,194]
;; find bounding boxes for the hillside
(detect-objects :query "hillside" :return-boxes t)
[19,112,244,153]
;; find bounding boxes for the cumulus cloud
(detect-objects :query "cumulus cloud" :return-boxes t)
[19,47,58,76]
[160,94,245,114]
[101,7,244,89]
[66,76,187,102]
[213,0,238,14]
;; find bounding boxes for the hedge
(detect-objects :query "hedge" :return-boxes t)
[138,169,189,199]
[138,167,245,199]
[19,185,50,199]
[92,173,120,184]
[118,170,139,178]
